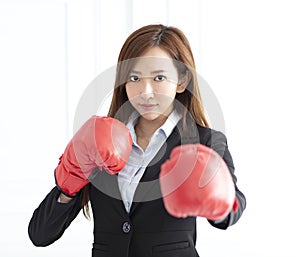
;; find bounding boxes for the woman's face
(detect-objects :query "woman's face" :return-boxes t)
[125,47,185,121]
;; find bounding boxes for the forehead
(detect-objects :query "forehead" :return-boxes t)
[131,46,177,73]
[131,56,177,74]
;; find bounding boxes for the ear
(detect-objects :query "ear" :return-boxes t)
[176,70,191,93]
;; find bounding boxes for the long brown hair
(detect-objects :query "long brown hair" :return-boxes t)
[81,24,209,218]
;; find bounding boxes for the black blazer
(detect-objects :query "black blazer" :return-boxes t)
[28,119,246,257]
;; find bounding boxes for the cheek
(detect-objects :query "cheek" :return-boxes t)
[155,94,176,106]
[158,86,177,98]
[125,85,138,101]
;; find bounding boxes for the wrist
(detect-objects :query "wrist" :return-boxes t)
[58,193,73,203]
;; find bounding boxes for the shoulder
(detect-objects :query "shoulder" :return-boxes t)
[195,124,227,147]
[175,117,228,149]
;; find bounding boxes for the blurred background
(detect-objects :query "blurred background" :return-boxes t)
[0,0,299,256]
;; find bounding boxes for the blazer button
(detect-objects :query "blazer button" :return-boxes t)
[122,222,131,233]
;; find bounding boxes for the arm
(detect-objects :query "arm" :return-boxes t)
[205,130,247,229]
[28,115,132,246]
[159,129,246,229]
[28,186,83,246]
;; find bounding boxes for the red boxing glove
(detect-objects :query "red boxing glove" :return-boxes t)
[159,144,238,220]
[55,115,132,197]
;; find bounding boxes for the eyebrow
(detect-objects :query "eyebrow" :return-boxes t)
[130,69,168,75]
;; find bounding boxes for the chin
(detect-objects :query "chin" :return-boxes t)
[139,111,167,121]
[140,113,160,121]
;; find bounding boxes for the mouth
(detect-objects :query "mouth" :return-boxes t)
[139,103,158,111]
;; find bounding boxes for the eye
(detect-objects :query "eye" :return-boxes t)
[154,75,166,81]
[129,75,140,82]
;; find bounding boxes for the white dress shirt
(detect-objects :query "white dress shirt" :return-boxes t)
[118,110,181,213]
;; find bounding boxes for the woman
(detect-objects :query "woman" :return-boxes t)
[28,24,246,257]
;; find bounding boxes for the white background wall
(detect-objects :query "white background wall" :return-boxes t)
[0,0,299,256]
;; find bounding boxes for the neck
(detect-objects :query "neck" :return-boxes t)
[135,115,168,139]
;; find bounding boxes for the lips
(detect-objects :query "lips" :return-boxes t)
[139,103,158,111]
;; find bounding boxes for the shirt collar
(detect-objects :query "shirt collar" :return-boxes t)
[126,109,182,143]
[159,109,182,138]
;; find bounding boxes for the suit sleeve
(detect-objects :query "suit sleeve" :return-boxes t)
[204,129,247,230]
[28,186,83,246]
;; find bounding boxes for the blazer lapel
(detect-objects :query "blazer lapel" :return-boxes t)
[129,127,181,215]
[129,115,201,216]
[91,170,129,218]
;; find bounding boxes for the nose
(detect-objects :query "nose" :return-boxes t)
[140,78,154,99]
